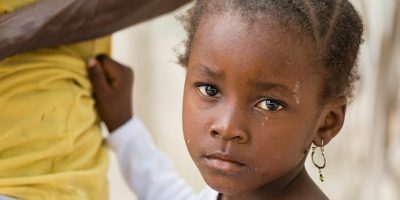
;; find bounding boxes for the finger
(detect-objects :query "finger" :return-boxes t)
[88,58,112,94]
[96,55,132,87]
[96,55,122,79]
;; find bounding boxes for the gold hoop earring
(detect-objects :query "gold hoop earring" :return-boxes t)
[311,139,327,182]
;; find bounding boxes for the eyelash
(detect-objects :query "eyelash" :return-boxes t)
[196,84,221,98]
[255,98,285,112]
[195,83,286,112]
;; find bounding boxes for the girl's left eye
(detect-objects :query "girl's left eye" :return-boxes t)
[256,99,284,111]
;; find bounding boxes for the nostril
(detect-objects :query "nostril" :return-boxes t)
[210,129,248,143]
[231,136,243,142]
[211,131,223,139]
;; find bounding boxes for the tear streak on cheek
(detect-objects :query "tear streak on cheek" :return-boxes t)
[260,116,269,127]
[293,81,301,105]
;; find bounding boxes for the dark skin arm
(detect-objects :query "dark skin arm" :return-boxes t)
[0,0,190,60]
[88,56,134,132]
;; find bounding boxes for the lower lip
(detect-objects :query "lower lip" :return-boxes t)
[204,157,244,174]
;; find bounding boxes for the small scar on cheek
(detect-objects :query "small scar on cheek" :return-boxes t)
[261,173,267,177]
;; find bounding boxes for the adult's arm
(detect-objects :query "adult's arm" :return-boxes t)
[0,0,190,60]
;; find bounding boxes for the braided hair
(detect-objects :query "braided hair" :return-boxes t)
[178,0,363,102]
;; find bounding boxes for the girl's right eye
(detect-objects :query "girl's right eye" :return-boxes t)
[197,85,221,98]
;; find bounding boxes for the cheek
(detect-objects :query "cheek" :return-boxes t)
[182,88,211,154]
[250,117,315,166]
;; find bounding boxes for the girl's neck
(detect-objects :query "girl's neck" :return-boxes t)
[219,168,328,200]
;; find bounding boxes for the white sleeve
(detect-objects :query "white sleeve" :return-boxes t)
[106,117,196,200]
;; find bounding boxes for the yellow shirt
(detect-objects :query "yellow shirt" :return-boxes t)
[0,1,109,199]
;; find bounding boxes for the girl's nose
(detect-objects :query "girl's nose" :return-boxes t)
[209,108,250,144]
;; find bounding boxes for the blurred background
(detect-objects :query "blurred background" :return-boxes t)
[107,1,400,199]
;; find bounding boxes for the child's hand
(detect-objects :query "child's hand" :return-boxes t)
[87,55,133,133]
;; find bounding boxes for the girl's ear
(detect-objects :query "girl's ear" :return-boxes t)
[312,99,347,146]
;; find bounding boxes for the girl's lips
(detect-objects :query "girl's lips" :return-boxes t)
[204,152,245,174]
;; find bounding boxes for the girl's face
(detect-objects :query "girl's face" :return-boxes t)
[182,13,327,196]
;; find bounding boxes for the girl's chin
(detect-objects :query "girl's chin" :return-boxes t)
[201,174,253,196]
[207,183,245,196]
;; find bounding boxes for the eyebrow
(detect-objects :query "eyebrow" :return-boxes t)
[191,64,297,96]
[191,64,224,79]
[250,80,295,95]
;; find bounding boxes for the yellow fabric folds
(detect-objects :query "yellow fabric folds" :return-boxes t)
[0,0,37,13]
[0,1,110,199]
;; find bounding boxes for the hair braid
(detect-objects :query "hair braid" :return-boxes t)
[302,0,322,44]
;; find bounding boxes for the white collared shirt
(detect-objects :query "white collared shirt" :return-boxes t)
[107,117,219,200]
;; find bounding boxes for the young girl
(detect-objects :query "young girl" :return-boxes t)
[88,0,363,199]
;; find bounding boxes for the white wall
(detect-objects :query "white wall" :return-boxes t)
[108,5,205,200]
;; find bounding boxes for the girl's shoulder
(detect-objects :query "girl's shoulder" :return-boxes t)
[296,178,330,200]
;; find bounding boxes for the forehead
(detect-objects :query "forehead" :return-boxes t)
[189,13,321,82]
